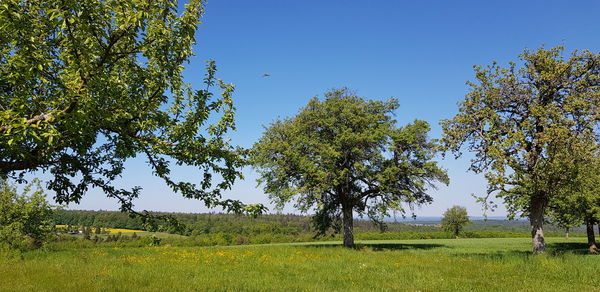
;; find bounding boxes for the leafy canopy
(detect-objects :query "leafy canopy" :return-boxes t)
[441,205,471,237]
[548,143,600,227]
[0,0,262,215]
[251,88,448,236]
[441,47,600,218]
[0,179,55,250]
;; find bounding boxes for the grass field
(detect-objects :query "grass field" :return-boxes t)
[1,237,598,292]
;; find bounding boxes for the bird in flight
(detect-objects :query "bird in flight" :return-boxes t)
[261,73,270,78]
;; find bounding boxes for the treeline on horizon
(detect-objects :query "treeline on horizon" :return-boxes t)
[53,210,586,240]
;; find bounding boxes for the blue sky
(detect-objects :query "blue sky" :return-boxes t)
[65,0,600,217]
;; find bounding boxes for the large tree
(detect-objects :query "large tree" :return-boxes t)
[441,47,600,253]
[0,0,263,215]
[251,88,448,247]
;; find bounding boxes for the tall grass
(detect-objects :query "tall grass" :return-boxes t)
[1,237,598,291]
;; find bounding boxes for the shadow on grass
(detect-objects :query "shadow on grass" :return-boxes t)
[298,242,446,251]
[454,242,592,259]
[455,250,531,260]
[547,242,591,255]
[294,240,593,256]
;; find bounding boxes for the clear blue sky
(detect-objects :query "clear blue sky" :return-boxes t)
[65,0,600,217]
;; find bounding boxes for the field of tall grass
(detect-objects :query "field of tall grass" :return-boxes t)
[1,237,598,291]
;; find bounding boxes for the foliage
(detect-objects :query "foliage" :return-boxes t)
[53,208,587,243]
[1,238,598,291]
[548,145,600,229]
[0,0,262,215]
[548,145,600,252]
[45,225,585,250]
[0,179,54,250]
[141,234,161,246]
[440,206,471,238]
[53,210,313,235]
[251,88,448,246]
[45,210,588,249]
[441,46,600,252]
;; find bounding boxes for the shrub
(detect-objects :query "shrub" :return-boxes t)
[142,235,162,246]
[0,179,55,250]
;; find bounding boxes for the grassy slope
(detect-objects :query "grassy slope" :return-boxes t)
[1,237,598,292]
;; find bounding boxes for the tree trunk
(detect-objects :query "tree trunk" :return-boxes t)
[565,227,569,239]
[529,197,546,254]
[586,218,598,254]
[342,204,354,248]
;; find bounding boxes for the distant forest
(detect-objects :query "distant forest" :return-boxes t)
[53,210,585,238]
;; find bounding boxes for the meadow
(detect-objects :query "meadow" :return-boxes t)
[1,237,598,292]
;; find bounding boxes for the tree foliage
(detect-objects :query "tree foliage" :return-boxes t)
[251,88,448,246]
[548,143,600,252]
[0,0,262,214]
[441,46,600,253]
[441,206,471,238]
[0,179,54,250]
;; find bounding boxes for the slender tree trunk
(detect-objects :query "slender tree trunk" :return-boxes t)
[565,227,569,240]
[530,196,546,254]
[342,204,354,248]
[586,218,598,254]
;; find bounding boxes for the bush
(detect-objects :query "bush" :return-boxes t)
[0,179,55,250]
[142,235,162,246]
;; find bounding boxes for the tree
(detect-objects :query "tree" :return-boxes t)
[441,47,600,253]
[251,88,448,247]
[548,144,600,253]
[0,179,55,250]
[0,0,263,216]
[441,206,471,238]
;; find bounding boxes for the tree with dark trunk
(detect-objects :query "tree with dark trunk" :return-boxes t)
[251,88,448,247]
[586,218,597,254]
[441,47,600,253]
[342,205,354,247]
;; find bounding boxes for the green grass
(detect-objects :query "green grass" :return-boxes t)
[1,237,598,291]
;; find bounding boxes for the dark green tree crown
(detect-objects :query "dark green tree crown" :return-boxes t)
[252,88,448,235]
